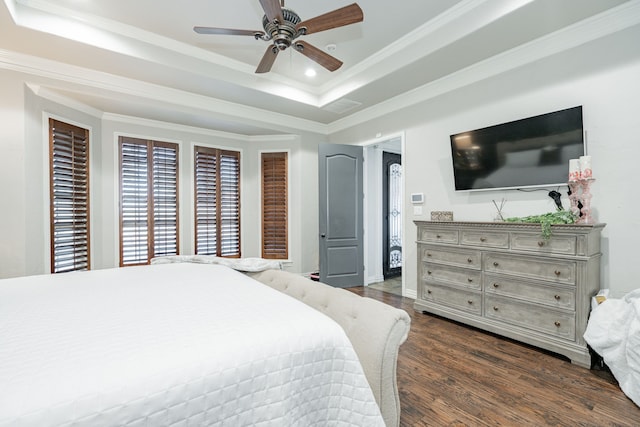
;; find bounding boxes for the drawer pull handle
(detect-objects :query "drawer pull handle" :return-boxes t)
[538,241,545,247]
[554,295,561,300]
[480,237,487,242]
[467,258,473,263]
[493,262,499,267]
[436,234,442,239]
[493,283,499,288]
[493,306,499,311]
[427,289,432,294]
[554,321,561,327]
[427,270,432,275]
[554,270,561,276]
[467,278,473,283]
[467,300,473,305]
[426,252,432,257]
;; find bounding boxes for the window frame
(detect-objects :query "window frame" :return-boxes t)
[194,146,241,258]
[48,118,91,273]
[118,136,180,266]
[260,150,289,260]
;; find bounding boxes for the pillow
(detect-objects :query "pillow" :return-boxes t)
[504,149,541,167]
[151,255,282,272]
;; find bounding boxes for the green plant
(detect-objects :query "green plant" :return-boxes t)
[504,210,578,239]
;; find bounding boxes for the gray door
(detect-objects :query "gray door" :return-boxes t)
[318,143,364,287]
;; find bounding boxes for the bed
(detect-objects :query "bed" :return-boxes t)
[0,261,410,426]
[584,289,640,407]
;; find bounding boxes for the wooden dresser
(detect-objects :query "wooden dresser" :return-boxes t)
[414,220,605,367]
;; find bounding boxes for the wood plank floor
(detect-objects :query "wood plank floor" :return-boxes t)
[347,286,640,426]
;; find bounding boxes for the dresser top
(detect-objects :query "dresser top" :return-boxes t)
[414,220,605,233]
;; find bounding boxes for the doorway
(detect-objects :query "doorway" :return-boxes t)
[364,136,403,296]
[382,151,402,279]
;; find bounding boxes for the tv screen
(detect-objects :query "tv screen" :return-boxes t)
[450,106,584,191]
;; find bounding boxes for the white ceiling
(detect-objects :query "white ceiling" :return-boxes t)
[1,0,637,136]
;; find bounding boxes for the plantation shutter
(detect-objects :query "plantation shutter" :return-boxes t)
[194,147,218,255]
[119,137,178,266]
[49,119,90,273]
[194,147,240,257]
[153,142,179,257]
[261,152,288,259]
[219,151,241,257]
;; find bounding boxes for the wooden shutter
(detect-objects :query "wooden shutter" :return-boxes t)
[261,152,288,259]
[194,147,218,255]
[194,147,240,257]
[49,119,90,273]
[153,142,179,257]
[219,151,240,257]
[119,137,178,266]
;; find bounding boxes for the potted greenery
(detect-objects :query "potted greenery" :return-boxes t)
[504,210,578,239]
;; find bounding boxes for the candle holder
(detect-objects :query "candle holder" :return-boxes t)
[568,180,581,218]
[567,178,596,224]
[579,178,595,224]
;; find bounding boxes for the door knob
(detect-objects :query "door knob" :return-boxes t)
[320,233,326,238]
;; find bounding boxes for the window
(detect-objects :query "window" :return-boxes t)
[119,137,179,266]
[49,119,90,273]
[261,152,288,259]
[194,146,241,257]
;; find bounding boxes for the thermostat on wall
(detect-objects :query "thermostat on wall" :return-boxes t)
[411,193,424,204]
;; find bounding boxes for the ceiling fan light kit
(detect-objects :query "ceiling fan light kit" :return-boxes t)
[194,0,363,74]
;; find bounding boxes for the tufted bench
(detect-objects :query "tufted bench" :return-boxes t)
[248,269,411,427]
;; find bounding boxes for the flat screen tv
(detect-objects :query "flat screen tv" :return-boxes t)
[450,106,584,191]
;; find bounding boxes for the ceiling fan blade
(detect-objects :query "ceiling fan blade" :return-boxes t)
[259,0,284,24]
[256,45,279,73]
[296,3,363,35]
[294,41,343,72]
[194,26,265,37]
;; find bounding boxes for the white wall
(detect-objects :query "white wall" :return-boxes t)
[0,70,26,278]
[330,28,640,298]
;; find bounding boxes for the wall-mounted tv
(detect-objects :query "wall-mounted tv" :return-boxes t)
[450,106,584,191]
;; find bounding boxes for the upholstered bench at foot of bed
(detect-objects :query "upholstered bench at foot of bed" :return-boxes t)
[247,269,411,427]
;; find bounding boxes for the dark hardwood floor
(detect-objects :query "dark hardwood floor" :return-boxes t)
[348,286,640,426]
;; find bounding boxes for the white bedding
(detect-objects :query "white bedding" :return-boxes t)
[584,289,640,407]
[0,263,384,426]
[150,255,283,272]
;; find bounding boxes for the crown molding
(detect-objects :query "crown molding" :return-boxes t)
[6,0,535,109]
[328,0,640,134]
[26,83,103,118]
[0,48,328,135]
[4,0,640,137]
[103,113,296,142]
[6,0,319,105]
[318,0,534,105]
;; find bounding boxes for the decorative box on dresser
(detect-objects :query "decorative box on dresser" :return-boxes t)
[414,220,605,368]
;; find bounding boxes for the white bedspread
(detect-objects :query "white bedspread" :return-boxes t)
[0,263,384,426]
[584,289,640,407]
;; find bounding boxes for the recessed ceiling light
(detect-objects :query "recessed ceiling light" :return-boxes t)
[305,68,317,78]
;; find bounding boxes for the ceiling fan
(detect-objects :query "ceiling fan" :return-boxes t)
[194,0,363,73]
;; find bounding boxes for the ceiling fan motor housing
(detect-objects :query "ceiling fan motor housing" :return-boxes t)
[262,8,302,49]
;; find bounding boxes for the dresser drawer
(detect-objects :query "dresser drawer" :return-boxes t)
[421,263,482,290]
[484,253,576,285]
[484,273,575,310]
[418,227,458,244]
[511,232,576,255]
[484,295,575,340]
[420,245,481,270]
[422,283,482,315]
[460,230,509,248]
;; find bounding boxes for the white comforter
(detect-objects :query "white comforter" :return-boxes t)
[0,263,384,426]
[584,289,640,407]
